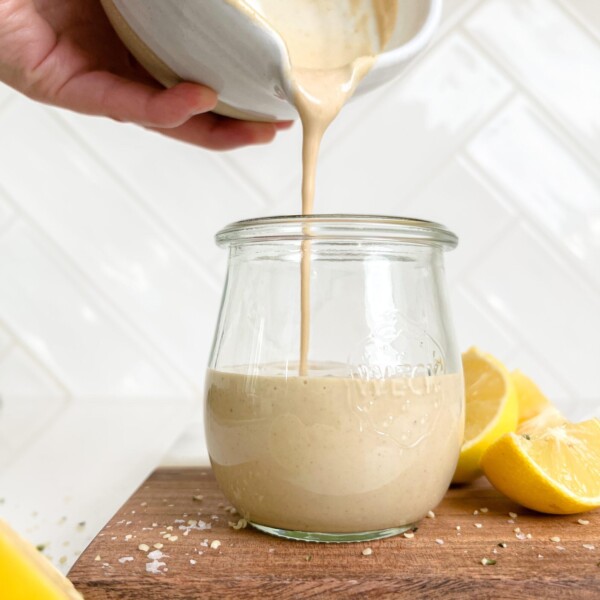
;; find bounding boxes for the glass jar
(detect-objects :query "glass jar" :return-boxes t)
[205,215,463,542]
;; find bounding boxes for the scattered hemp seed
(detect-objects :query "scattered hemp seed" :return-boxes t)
[94,555,101,561]
[480,558,496,566]
[522,434,531,441]
[168,536,179,542]
[210,540,221,550]
[435,539,444,545]
[138,544,150,552]
[59,556,67,565]
[473,510,479,515]
[76,522,86,531]
[456,526,461,531]
[474,523,483,529]
[305,555,312,562]
[509,512,518,519]
[427,511,436,519]
[550,537,561,543]
[229,519,248,530]
[193,495,204,502]
[403,532,415,539]
[480,508,489,513]
[36,544,46,552]
[526,534,532,540]
[513,527,521,534]
[125,535,133,541]
[578,519,590,526]
[362,548,373,556]
[498,543,508,548]
[583,544,595,550]
[153,543,164,550]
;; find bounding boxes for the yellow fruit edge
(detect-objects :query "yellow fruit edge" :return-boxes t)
[481,432,600,515]
[511,369,552,423]
[0,519,83,600]
[452,350,519,484]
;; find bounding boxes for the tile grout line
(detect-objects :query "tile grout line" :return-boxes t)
[0,184,202,399]
[0,316,74,400]
[396,86,519,208]
[47,110,222,292]
[460,26,600,171]
[456,283,580,399]
[459,151,600,304]
[556,0,600,46]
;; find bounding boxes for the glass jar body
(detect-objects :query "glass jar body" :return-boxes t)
[205,217,463,542]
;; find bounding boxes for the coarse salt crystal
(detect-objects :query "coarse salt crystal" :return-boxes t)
[509,512,518,519]
[583,544,595,550]
[526,534,532,539]
[550,537,561,543]
[210,540,221,550]
[190,559,197,565]
[403,532,414,539]
[556,546,565,551]
[362,548,373,556]
[94,555,102,561]
[168,536,178,542]
[125,535,132,541]
[148,550,165,560]
[513,527,521,533]
[118,557,134,564]
[153,543,163,550]
[138,544,150,552]
[578,519,590,525]
[480,508,489,513]
[455,526,461,531]
[516,533,527,540]
[474,523,483,529]
[435,539,444,545]
[193,495,203,502]
[473,510,479,515]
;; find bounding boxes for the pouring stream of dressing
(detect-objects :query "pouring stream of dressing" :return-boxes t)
[227,0,398,374]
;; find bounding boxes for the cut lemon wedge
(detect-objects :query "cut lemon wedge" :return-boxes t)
[511,369,553,423]
[517,405,567,436]
[0,519,83,600]
[452,347,519,484]
[482,418,600,514]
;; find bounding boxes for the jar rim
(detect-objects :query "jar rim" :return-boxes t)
[216,214,458,249]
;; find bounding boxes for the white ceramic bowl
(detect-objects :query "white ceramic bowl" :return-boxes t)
[101,0,442,121]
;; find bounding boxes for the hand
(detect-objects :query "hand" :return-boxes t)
[0,0,292,149]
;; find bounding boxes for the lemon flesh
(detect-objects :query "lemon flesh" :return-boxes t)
[482,418,600,514]
[0,519,83,600]
[452,348,519,484]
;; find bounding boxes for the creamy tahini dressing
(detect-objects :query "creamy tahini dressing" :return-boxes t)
[228,0,398,374]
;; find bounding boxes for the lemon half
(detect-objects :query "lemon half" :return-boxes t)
[482,418,600,514]
[452,347,519,484]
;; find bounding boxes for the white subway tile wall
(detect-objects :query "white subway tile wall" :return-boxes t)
[0,0,599,474]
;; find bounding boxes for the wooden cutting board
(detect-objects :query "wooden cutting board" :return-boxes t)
[69,468,600,599]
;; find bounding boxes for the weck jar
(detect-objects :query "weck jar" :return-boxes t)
[205,215,464,542]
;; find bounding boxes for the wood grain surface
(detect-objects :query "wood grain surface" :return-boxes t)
[69,468,600,599]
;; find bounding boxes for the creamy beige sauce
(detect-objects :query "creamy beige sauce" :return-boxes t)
[206,366,463,532]
[230,0,398,375]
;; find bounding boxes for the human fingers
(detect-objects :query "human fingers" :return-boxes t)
[55,71,217,127]
[148,112,286,151]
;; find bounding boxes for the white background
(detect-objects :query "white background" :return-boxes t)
[0,0,599,571]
